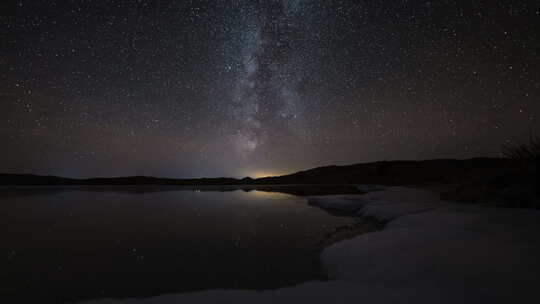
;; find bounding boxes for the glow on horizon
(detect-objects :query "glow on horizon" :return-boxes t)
[249,171,286,179]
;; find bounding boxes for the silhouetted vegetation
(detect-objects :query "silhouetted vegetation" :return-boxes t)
[502,135,540,160]
[438,137,540,209]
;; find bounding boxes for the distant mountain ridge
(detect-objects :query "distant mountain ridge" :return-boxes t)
[255,157,524,185]
[0,174,239,186]
[0,157,527,186]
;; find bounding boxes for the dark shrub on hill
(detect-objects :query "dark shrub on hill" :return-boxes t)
[502,135,540,160]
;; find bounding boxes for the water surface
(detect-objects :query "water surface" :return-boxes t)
[1,187,359,303]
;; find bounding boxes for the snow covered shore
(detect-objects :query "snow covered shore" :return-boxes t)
[82,186,540,303]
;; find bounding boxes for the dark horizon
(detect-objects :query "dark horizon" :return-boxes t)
[0,156,507,180]
[1,157,523,190]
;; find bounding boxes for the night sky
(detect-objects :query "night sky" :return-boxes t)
[2,1,539,178]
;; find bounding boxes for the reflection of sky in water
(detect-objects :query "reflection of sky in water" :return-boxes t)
[0,188,355,303]
[239,189,297,199]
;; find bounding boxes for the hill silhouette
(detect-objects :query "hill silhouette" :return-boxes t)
[1,157,538,206]
[0,157,530,186]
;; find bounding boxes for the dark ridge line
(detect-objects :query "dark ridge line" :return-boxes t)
[0,157,529,186]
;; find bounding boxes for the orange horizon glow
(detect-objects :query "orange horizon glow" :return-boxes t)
[249,171,285,179]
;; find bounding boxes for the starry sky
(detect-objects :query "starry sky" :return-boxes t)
[2,0,539,178]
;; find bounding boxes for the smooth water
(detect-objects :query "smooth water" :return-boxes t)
[0,187,357,303]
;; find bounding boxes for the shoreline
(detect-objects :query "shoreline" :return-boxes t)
[81,185,540,303]
[0,184,364,197]
[313,219,384,252]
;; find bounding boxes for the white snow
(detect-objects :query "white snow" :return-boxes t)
[81,186,540,304]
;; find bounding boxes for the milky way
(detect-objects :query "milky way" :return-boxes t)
[230,1,308,158]
[1,0,539,178]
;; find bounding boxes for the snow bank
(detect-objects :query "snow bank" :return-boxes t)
[81,186,540,304]
[307,195,370,212]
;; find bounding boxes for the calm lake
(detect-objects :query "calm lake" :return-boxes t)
[1,187,362,303]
